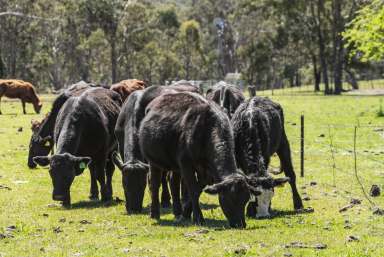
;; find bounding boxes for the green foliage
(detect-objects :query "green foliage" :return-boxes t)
[0,0,382,90]
[344,0,384,62]
[179,20,201,50]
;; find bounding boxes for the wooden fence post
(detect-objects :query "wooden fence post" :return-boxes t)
[300,114,304,177]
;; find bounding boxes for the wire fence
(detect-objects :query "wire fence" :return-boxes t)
[255,79,384,97]
[282,116,384,207]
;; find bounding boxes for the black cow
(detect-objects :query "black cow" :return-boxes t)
[206,81,245,118]
[27,81,95,169]
[140,92,263,228]
[231,97,303,217]
[33,88,122,206]
[113,85,199,214]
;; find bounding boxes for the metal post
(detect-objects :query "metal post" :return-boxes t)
[300,114,304,177]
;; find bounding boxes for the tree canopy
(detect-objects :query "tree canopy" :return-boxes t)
[344,0,384,62]
[0,0,382,94]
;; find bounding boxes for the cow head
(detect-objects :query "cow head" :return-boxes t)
[28,128,53,169]
[34,102,43,114]
[112,152,148,213]
[246,175,290,218]
[33,153,91,206]
[204,173,262,228]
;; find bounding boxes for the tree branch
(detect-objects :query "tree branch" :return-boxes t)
[0,11,61,22]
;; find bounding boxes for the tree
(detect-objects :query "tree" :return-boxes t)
[81,0,123,83]
[177,20,203,80]
[344,0,384,62]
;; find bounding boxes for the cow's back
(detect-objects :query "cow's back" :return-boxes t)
[0,79,35,99]
[140,92,211,170]
[55,88,121,156]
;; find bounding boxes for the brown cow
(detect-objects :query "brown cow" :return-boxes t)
[110,79,146,102]
[0,79,42,114]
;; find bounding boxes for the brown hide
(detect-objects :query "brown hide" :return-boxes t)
[110,79,146,102]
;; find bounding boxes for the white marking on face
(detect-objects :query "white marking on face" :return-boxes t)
[255,188,274,218]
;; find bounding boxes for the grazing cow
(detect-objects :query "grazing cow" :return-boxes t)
[110,79,146,102]
[231,97,303,217]
[33,88,122,206]
[140,92,264,228]
[206,81,245,118]
[27,81,94,169]
[113,85,199,214]
[0,79,42,114]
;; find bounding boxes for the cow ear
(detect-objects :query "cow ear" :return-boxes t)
[72,157,91,171]
[204,181,228,195]
[273,177,290,187]
[33,156,51,167]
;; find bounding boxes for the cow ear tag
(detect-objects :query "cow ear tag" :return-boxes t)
[44,141,50,147]
[79,162,87,169]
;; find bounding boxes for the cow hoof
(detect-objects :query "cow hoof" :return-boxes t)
[192,218,205,225]
[101,195,112,202]
[150,212,160,220]
[89,195,99,201]
[256,214,271,219]
[294,202,304,210]
[62,201,71,208]
[161,201,172,208]
[174,215,185,223]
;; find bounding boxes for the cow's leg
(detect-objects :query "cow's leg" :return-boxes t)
[181,179,192,220]
[246,202,257,218]
[89,167,99,200]
[169,171,182,219]
[0,97,2,114]
[149,164,162,219]
[104,157,115,201]
[92,160,109,202]
[180,165,204,225]
[21,100,26,114]
[161,171,171,208]
[277,132,303,210]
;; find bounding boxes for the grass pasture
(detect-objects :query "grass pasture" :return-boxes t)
[0,91,383,257]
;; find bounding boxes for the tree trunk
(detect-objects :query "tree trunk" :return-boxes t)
[295,70,301,87]
[110,37,117,83]
[312,54,321,91]
[345,68,359,89]
[332,0,344,95]
[0,50,5,78]
[317,0,330,94]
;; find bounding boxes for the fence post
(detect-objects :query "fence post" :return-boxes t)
[300,114,304,177]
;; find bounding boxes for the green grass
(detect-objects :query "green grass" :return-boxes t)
[252,79,384,97]
[0,92,383,257]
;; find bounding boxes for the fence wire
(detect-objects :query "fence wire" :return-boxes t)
[282,118,383,207]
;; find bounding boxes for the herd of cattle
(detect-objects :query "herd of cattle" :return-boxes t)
[0,79,303,228]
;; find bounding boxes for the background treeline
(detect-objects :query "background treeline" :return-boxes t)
[0,0,383,93]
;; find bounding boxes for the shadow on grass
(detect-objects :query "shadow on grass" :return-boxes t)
[139,202,220,216]
[155,217,229,229]
[270,208,314,218]
[69,199,122,209]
